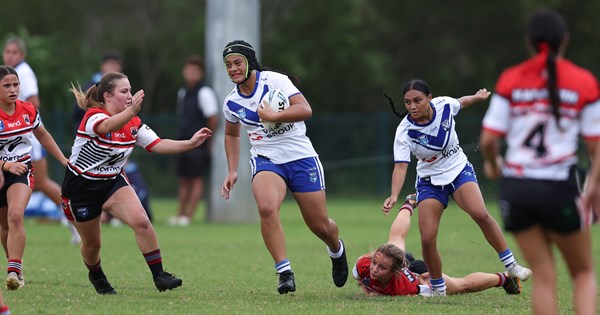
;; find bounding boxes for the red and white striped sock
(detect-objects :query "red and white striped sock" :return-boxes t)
[495,272,507,287]
[399,201,414,216]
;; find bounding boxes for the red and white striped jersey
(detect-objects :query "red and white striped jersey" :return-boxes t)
[67,107,161,180]
[482,52,600,180]
[0,100,40,164]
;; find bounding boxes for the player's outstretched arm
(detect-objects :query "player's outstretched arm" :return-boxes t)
[458,88,491,109]
[150,127,213,154]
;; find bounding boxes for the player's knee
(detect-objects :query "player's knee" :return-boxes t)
[309,223,329,238]
[83,239,102,252]
[6,210,24,227]
[471,210,494,225]
[257,205,279,220]
[131,216,153,232]
[420,236,437,250]
[309,219,336,238]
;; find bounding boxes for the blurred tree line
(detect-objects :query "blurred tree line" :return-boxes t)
[1,0,598,116]
[1,0,598,197]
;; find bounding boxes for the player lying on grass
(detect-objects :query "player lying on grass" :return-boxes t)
[353,195,522,296]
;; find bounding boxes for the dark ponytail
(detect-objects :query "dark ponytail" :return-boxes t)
[383,90,407,119]
[527,9,567,128]
[384,79,431,119]
[545,45,561,125]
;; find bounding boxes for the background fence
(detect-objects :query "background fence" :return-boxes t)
[43,109,549,200]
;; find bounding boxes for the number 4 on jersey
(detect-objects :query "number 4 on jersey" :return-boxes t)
[523,122,547,158]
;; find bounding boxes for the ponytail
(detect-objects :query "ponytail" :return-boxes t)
[384,78,432,119]
[383,90,408,119]
[544,44,561,128]
[527,8,567,130]
[70,83,102,111]
[70,72,127,111]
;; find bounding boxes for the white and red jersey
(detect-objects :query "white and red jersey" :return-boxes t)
[482,52,600,180]
[393,96,468,186]
[0,100,41,164]
[67,107,161,180]
[222,70,317,164]
[352,255,421,296]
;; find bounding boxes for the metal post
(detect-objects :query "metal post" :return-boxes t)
[205,0,259,222]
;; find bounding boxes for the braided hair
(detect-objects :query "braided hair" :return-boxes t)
[527,8,567,128]
[384,79,432,119]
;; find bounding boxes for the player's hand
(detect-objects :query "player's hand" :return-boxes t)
[257,100,278,122]
[129,89,145,114]
[580,183,600,223]
[5,162,28,176]
[189,127,213,147]
[221,172,238,200]
[483,155,503,179]
[474,88,491,101]
[381,196,398,216]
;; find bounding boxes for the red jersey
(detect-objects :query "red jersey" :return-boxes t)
[482,52,600,180]
[67,107,161,180]
[353,255,420,296]
[0,100,41,164]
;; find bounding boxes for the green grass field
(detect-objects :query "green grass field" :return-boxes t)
[7,197,600,314]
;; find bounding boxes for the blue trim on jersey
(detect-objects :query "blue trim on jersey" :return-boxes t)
[260,85,270,103]
[407,103,437,126]
[237,71,261,98]
[408,104,452,151]
[226,100,262,127]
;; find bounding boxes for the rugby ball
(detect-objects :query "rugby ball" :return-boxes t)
[262,89,290,130]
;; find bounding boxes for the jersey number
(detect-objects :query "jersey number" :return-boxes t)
[523,122,547,158]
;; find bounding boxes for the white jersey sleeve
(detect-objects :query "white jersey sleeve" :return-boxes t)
[482,93,511,135]
[580,99,600,138]
[135,124,161,150]
[198,86,219,118]
[438,96,461,116]
[276,74,301,99]
[15,62,39,101]
[85,112,109,135]
[222,89,240,124]
[393,123,412,163]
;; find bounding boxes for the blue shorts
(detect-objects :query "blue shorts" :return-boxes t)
[250,156,325,193]
[415,162,477,208]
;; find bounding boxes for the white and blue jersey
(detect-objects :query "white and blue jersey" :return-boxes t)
[223,70,318,164]
[393,96,468,186]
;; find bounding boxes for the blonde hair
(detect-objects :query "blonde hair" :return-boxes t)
[372,243,410,273]
[71,72,127,110]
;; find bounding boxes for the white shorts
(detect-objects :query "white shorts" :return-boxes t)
[30,137,46,161]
